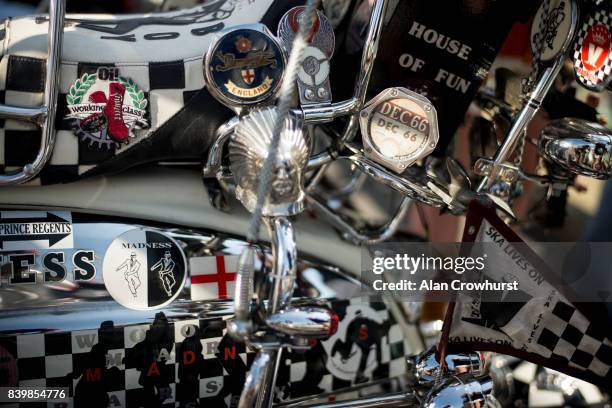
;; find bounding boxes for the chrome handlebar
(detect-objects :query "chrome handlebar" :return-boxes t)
[0,0,65,185]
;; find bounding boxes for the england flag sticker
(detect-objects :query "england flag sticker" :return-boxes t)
[103,229,186,310]
[189,255,238,301]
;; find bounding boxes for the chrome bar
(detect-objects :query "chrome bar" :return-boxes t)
[304,0,388,168]
[0,0,64,185]
[477,54,567,192]
[249,216,297,408]
[307,193,412,244]
[0,106,47,124]
[301,392,418,408]
[340,150,445,208]
[202,116,239,177]
[238,350,273,408]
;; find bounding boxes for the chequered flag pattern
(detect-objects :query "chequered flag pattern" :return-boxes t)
[0,298,411,407]
[573,10,612,91]
[537,301,612,380]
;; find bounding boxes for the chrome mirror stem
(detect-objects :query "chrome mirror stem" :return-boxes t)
[477,54,566,193]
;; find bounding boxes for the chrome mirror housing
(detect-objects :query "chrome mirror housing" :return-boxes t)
[539,118,612,179]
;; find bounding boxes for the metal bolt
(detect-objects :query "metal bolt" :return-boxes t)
[467,225,476,235]
[424,105,431,112]
[317,87,328,99]
[390,89,398,97]
[430,142,436,148]
[304,89,315,100]
[361,110,368,118]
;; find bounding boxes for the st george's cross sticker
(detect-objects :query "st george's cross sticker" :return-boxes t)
[189,255,238,300]
[574,10,612,91]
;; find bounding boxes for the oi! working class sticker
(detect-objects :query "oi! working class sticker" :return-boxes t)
[102,229,186,310]
[65,67,149,149]
[574,10,612,91]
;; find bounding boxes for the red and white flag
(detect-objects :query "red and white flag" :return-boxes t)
[190,255,238,301]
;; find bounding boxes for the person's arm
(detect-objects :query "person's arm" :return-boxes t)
[150,259,161,271]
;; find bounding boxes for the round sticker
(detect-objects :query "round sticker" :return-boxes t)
[103,229,186,310]
[65,67,149,150]
[204,25,286,108]
[581,24,611,72]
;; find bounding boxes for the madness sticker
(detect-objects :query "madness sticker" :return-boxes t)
[574,11,612,91]
[103,229,186,310]
[66,67,149,149]
[0,211,73,251]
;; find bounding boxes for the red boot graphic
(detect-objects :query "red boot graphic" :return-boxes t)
[104,82,129,142]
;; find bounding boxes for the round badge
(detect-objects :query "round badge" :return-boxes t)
[204,25,286,108]
[359,88,439,173]
[102,229,186,310]
[65,67,149,150]
[298,46,331,87]
[530,0,575,62]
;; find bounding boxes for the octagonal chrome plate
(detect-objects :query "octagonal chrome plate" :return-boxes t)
[359,87,439,173]
[204,24,287,110]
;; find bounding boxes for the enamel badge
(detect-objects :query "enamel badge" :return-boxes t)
[204,24,286,109]
[66,67,149,149]
[574,11,612,91]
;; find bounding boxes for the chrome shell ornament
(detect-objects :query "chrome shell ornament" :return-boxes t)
[229,107,310,216]
[204,24,287,110]
[359,87,439,173]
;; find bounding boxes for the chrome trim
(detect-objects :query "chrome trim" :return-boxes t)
[202,116,239,178]
[340,148,445,208]
[238,350,273,408]
[265,306,336,338]
[0,0,64,185]
[478,52,572,192]
[539,118,612,179]
[423,374,498,408]
[301,392,418,407]
[307,193,412,244]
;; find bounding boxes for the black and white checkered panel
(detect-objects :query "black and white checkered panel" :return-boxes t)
[0,298,412,407]
[536,301,612,382]
[0,55,205,185]
[573,11,612,91]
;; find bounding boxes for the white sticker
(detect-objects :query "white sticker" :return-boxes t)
[0,211,74,251]
[102,229,186,310]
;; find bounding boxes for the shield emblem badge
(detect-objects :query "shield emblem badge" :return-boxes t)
[242,69,255,85]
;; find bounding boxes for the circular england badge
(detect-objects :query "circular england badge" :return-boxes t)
[204,24,286,108]
[102,229,186,310]
[65,67,149,149]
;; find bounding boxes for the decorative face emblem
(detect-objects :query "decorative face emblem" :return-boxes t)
[204,25,286,109]
[229,107,309,217]
[65,67,148,149]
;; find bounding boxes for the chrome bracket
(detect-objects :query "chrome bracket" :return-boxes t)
[0,0,65,185]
